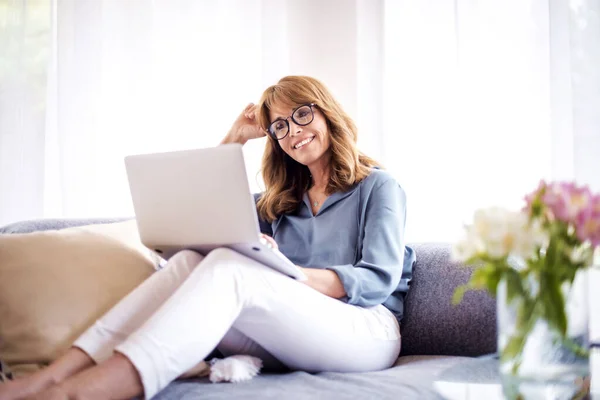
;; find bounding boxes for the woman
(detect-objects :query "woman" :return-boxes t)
[0,76,415,400]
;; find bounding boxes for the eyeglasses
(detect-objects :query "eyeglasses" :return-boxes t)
[268,103,316,140]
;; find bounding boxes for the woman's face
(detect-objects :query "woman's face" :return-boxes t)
[268,103,331,168]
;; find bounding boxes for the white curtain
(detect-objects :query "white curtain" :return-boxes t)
[383,0,600,241]
[1,0,53,225]
[44,0,271,220]
[1,0,599,244]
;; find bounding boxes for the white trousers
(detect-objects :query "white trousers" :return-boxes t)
[74,249,401,399]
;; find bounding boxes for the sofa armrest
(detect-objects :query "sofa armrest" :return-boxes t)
[400,242,496,357]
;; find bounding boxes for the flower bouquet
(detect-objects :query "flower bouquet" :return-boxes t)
[452,181,599,399]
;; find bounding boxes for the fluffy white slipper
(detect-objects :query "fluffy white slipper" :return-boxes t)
[209,355,263,383]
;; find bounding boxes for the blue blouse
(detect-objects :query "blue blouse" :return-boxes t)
[256,169,415,322]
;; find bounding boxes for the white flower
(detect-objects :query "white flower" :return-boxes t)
[452,227,482,262]
[474,207,519,259]
[515,219,550,259]
[453,207,548,262]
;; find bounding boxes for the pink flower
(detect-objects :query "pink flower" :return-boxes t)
[593,194,600,213]
[578,194,600,247]
[565,184,593,221]
[523,180,548,217]
[541,182,593,224]
[522,180,600,247]
[541,182,570,221]
[576,209,600,247]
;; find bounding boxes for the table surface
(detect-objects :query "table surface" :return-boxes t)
[434,350,600,400]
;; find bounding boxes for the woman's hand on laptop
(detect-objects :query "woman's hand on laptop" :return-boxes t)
[260,234,278,250]
[222,103,267,145]
[295,267,346,299]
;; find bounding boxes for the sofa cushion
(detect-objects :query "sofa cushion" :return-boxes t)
[152,355,470,400]
[400,243,496,357]
[0,220,156,377]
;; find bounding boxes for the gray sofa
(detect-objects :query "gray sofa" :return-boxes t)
[0,218,497,399]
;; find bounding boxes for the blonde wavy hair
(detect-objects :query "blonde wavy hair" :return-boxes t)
[255,76,380,222]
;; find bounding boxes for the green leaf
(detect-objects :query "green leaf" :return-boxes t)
[482,264,503,295]
[546,237,557,269]
[502,334,526,362]
[505,269,525,303]
[541,271,567,336]
[452,284,468,305]
[500,297,539,372]
[469,263,502,292]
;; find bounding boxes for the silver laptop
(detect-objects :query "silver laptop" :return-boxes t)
[124,144,306,280]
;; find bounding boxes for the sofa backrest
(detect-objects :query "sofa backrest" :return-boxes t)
[400,242,496,357]
[0,218,130,234]
[1,219,498,358]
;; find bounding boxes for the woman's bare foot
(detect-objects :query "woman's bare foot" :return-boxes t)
[0,375,55,400]
[39,353,144,400]
[0,348,96,400]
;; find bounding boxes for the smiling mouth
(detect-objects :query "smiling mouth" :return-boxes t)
[293,136,315,150]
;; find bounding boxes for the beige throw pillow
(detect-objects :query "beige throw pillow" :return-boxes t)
[0,220,157,377]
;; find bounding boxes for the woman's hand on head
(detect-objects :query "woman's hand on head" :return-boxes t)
[223,103,267,145]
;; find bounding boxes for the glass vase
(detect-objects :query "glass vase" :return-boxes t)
[497,270,590,400]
